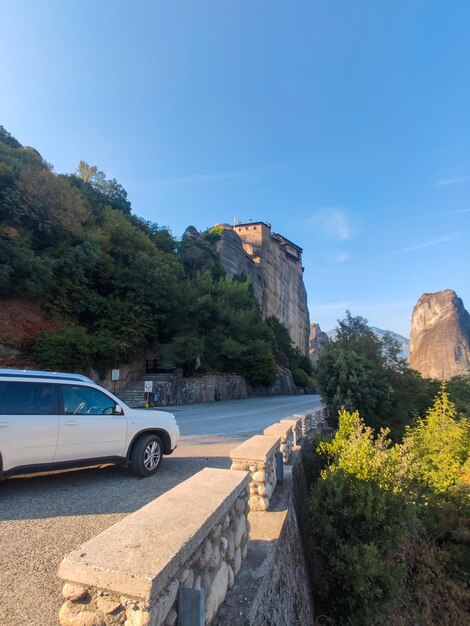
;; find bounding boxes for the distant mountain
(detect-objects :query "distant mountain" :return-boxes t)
[327,327,410,359]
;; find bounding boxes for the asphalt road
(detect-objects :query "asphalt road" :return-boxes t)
[0,394,321,626]
[158,393,323,436]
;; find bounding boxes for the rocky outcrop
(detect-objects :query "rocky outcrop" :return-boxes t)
[409,289,470,379]
[309,323,328,363]
[216,229,260,296]
[216,224,310,353]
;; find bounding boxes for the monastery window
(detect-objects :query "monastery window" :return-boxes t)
[254,226,257,230]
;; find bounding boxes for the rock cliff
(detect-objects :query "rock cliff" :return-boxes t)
[216,222,310,353]
[409,289,470,379]
[309,323,329,363]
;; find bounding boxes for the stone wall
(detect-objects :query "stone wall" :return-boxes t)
[263,422,294,464]
[98,359,145,394]
[58,468,250,626]
[280,416,302,447]
[293,407,326,439]
[57,407,326,626]
[152,368,300,407]
[230,435,280,512]
[249,502,315,626]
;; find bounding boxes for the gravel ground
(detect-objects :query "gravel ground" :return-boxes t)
[0,434,246,626]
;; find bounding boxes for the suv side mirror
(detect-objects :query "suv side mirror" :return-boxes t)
[114,405,124,415]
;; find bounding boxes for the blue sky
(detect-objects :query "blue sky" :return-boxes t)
[1,0,469,336]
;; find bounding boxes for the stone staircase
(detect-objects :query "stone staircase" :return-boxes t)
[117,373,176,407]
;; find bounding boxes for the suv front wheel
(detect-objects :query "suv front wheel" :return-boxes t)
[130,434,163,477]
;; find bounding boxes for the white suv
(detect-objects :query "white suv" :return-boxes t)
[0,369,180,478]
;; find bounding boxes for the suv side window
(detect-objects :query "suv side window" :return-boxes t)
[0,381,55,415]
[61,385,116,415]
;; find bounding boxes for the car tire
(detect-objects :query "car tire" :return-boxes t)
[130,434,163,477]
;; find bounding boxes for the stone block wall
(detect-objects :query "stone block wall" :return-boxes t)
[280,416,302,447]
[230,435,280,512]
[249,461,315,626]
[58,469,250,626]
[294,409,323,438]
[263,422,294,463]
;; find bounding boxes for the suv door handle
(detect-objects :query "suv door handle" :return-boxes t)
[0,421,11,428]
[64,420,79,426]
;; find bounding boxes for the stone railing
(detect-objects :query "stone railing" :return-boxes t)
[312,407,327,430]
[293,411,314,438]
[230,435,280,512]
[58,468,250,626]
[263,422,294,464]
[292,407,326,439]
[279,416,302,447]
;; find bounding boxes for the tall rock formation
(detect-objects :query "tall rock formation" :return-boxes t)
[216,221,310,354]
[409,289,470,379]
[309,323,329,363]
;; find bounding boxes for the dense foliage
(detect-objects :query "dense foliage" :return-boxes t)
[0,126,311,385]
[313,311,441,438]
[303,388,470,625]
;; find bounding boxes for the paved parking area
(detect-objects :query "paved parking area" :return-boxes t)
[0,435,245,626]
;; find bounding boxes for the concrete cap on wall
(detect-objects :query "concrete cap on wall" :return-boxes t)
[229,435,280,462]
[58,467,250,599]
[280,416,302,427]
[263,423,293,438]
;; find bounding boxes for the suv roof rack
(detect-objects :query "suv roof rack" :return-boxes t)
[0,369,94,383]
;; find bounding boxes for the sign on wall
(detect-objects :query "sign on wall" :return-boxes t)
[111,369,120,381]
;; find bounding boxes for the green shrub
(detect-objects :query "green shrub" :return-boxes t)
[302,393,470,625]
[308,470,410,625]
[292,367,309,388]
[32,327,94,372]
[32,327,119,376]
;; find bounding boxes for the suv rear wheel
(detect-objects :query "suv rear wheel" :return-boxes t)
[130,434,163,477]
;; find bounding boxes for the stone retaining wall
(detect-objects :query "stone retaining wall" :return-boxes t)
[230,435,280,512]
[56,407,323,625]
[263,422,294,463]
[120,369,302,407]
[58,468,250,626]
[293,407,326,438]
[248,460,315,626]
[280,416,302,447]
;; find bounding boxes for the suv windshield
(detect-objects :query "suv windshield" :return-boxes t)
[61,385,116,415]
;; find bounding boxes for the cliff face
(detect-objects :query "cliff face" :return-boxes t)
[309,323,329,363]
[409,289,470,380]
[216,224,310,354]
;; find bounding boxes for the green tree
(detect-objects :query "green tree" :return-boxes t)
[447,375,470,419]
[306,410,413,624]
[404,384,470,495]
[76,161,131,213]
[314,311,437,439]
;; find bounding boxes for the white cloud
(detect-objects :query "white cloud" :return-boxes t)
[390,234,461,255]
[131,164,279,189]
[332,252,350,263]
[444,207,470,215]
[308,207,356,241]
[437,175,470,187]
